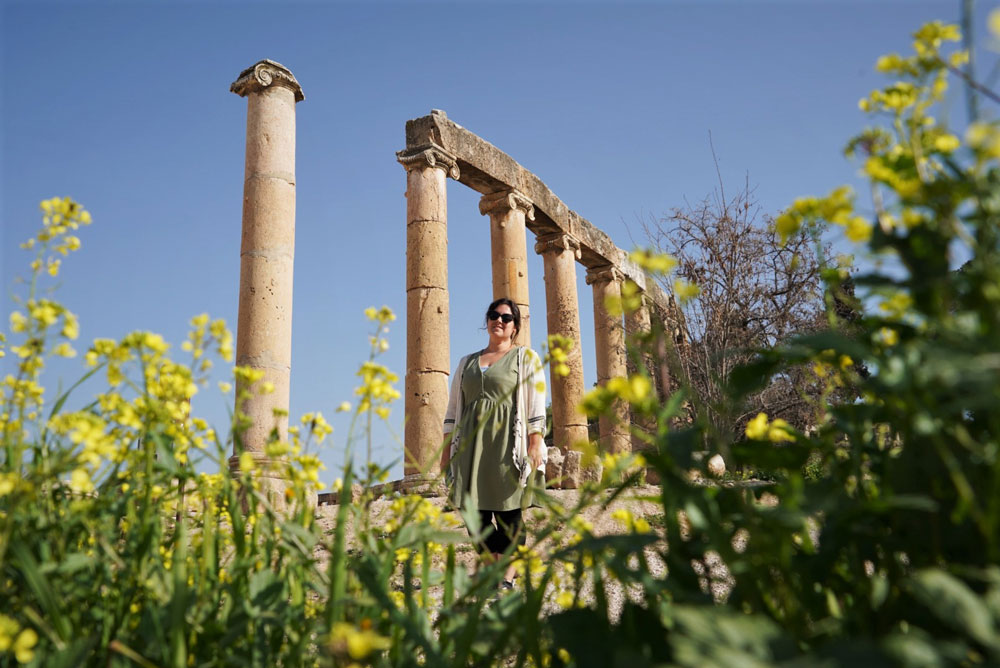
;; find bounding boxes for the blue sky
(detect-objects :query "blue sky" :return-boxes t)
[3,0,995,483]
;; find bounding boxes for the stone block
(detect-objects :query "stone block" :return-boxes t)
[545,446,564,487]
[562,450,582,489]
[707,454,726,477]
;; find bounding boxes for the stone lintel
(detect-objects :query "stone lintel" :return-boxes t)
[401,110,674,310]
[231,59,304,102]
[396,143,461,180]
[534,232,581,259]
[478,188,535,220]
[585,264,624,286]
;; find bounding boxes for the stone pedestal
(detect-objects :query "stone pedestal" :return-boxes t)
[587,265,630,455]
[396,141,459,480]
[481,189,534,347]
[535,234,589,465]
[229,60,303,500]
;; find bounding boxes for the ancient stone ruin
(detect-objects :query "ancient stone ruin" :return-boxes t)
[227,61,678,503]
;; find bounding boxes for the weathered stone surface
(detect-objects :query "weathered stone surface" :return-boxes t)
[482,189,533,346]
[562,450,583,489]
[536,233,588,453]
[231,62,300,466]
[401,151,452,481]
[402,110,675,313]
[588,265,630,455]
[545,446,564,487]
[231,59,304,102]
[406,287,450,373]
[707,454,726,478]
[580,458,604,485]
[403,370,449,477]
[405,220,448,288]
[404,166,449,222]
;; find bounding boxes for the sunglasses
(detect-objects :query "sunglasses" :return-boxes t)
[487,310,515,324]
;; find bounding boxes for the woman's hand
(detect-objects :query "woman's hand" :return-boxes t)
[441,433,451,473]
[527,433,545,471]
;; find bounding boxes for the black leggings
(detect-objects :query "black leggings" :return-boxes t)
[472,509,525,555]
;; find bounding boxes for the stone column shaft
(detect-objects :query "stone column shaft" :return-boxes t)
[535,234,588,453]
[230,60,303,464]
[481,189,534,347]
[397,144,459,480]
[587,265,630,455]
[624,294,657,451]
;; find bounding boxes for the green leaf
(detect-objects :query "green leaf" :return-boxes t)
[909,568,1000,651]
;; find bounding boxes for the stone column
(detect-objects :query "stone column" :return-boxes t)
[480,189,534,347]
[396,143,460,484]
[229,60,303,487]
[534,233,588,454]
[587,265,630,455]
[624,292,657,471]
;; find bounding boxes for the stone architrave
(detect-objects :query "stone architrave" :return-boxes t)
[534,233,589,452]
[587,264,630,455]
[229,60,304,500]
[480,189,534,347]
[396,141,459,485]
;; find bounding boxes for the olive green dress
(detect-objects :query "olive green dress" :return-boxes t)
[451,349,523,512]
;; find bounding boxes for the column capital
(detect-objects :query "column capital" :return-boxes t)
[230,60,304,102]
[396,143,461,180]
[585,264,624,286]
[535,233,581,259]
[478,188,535,220]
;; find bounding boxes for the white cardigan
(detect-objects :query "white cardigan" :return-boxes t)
[443,346,548,487]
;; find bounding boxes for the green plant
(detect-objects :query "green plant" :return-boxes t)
[3,17,1000,667]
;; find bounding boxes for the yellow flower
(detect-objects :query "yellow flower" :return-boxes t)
[556,590,574,609]
[52,342,76,358]
[69,468,95,494]
[218,381,232,394]
[767,419,795,443]
[877,327,899,346]
[932,134,959,153]
[774,211,801,245]
[336,401,351,412]
[9,312,27,333]
[673,279,700,303]
[990,9,1000,37]
[239,451,256,472]
[629,249,678,274]
[844,216,873,243]
[745,413,769,440]
[12,628,37,664]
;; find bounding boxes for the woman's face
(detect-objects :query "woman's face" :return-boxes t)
[489,303,516,342]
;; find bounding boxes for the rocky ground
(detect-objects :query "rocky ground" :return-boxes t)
[312,485,750,619]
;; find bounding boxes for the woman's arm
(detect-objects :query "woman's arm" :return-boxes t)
[527,432,544,470]
[525,348,547,470]
[441,355,467,474]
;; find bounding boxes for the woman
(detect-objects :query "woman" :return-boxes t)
[442,298,547,589]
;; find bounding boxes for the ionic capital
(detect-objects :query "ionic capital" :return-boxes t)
[396,143,461,180]
[585,264,624,286]
[230,60,304,102]
[534,233,581,259]
[479,189,535,221]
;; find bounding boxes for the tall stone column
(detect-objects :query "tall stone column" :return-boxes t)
[534,233,588,453]
[229,60,303,484]
[587,265,630,455]
[625,292,657,457]
[396,143,459,484]
[480,189,534,347]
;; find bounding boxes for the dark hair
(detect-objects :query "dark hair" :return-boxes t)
[485,297,521,343]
